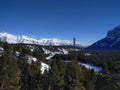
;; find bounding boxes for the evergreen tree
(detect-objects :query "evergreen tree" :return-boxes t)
[102,62,110,76]
[49,60,62,90]
[41,70,51,90]
[64,63,85,90]
[0,48,21,90]
[19,57,42,90]
[42,60,66,90]
[84,69,96,90]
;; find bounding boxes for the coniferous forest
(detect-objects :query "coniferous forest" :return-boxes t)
[1,0,120,90]
[0,42,120,90]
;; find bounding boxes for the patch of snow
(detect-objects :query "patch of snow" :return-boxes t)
[41,62,50,74]
[30,49,34,52]
[26,55,37,64]
[20,54,49,74]
[32,57,37,62]
[0,47,4,51]
[62,48,68,54]
[58,48,62,51]
[58,48,68,54]
[43,47,68,60]
[42,47,55,60]
[0,47,4,56]
[63,60,102,73]
[46,53,55,60]
[26,45,35,52]
[42,47,51,54]
[15,51,20,57]
[84,53,91,56]
[78,62,102,72]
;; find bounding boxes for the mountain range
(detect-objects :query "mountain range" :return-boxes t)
[0,32,82,47]
[1,25,120,50]
[88,25,120,50]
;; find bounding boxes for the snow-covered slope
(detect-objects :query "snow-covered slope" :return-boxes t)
[87,25,120,50]
[0,32,83,46]
[42,47,68,60]
[41,62,50,74]
[78,62,102,72]
[21,55,50,74]
[63,60,102,72]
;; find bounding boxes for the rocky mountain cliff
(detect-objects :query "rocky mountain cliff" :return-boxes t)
[87,25,120,50]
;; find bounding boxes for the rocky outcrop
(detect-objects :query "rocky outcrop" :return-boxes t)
[88,25,120,50]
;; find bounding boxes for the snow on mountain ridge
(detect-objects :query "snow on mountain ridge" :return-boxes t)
[88,25,120,49]
[0,32,82,46]
[0,32,17,43]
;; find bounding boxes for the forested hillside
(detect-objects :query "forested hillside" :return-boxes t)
[0,42,120,90]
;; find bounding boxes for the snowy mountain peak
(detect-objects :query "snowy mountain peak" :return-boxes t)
[0,32,83,46]
[0,32,17,43]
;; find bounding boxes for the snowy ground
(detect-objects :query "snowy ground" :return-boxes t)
[78,62,102,72]
[15,51,20,57]
[46,53,55,60]
[0,47,4,51]
[42,47,69,60]
[84,53,91,56]
[25,55,50,74]
[41,62,50,74]
[63,60,102,73]
[27,56,37,64]
[42,47,102,73]
[26,45,35,52]
[0,47,4,56]
[58,48,68,54]
[42,47,51,54]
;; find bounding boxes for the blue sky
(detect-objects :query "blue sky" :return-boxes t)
[0,0,120,45]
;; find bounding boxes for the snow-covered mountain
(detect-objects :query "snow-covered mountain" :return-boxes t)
[87,25,120,50]
[0,32,82,46]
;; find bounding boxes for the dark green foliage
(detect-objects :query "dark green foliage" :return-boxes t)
[0,43,21,90]
[95,75,120,90]
[19,57,42,90]
[0,42,120,90]
[84,69,96,90]
[49,60,65,90]
[64,62,85,90]
[102,63,110,76]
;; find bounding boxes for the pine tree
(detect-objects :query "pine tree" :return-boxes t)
[84,69,96,90]
[49,60,61,90]
[64,63,85,90]
[102,62,110,76]
[20,56,42,90]
[0,45,21,90]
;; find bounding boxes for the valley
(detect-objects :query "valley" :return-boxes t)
[0,40,120,90]
[0,24,120,90]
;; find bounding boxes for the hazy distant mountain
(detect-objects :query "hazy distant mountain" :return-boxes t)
[87,25,120,50]
[0,32,83,47]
